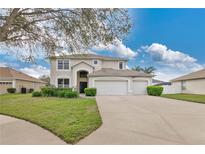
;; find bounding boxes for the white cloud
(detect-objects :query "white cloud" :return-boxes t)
[0,61,20,68]
[154,70,183,82]
[0,62,7,67]
[20,65,50,78]
[142,43,204,71]
[93,40,138,59]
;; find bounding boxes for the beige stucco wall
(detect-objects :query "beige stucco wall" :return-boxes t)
[102,61,125,69]
[181,79,205,94]
[0,79,13,94]
[50,58,126,87]
[50,59,72,87]
[15,79,45,93]
[72,62,94,90]
[71,59,102,71]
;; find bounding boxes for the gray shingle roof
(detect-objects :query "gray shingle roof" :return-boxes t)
[171,69,205,82]
[88,68,153,77]
[50,53,128,61]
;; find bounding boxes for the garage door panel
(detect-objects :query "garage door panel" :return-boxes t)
[95,80,128,95]
[133,81,148,95]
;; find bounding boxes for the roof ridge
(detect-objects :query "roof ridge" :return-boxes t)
[50,53,128,61]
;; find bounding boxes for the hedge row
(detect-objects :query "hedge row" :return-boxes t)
[40,87,72,97]
[32,87,78,98]
[7,88,16,93]
[7,88,34,93]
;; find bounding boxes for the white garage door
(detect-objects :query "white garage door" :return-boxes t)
[133,80,148,95]
[95,80,128,95]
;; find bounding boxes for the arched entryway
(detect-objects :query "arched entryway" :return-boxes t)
[77,70,88,93]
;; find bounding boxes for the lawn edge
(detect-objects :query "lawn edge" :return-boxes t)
[160,95,205,104]
[0,101,103,144]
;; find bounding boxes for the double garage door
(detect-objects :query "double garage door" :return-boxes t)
[94,80,148,95]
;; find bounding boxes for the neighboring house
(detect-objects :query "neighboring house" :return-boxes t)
[152,79,171,86]
[0,67,46,94]
[171,69,205,94]
[50,54,153,95]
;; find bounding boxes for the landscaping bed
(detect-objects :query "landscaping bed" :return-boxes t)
[0,94,102,144]
[161,94,205,104]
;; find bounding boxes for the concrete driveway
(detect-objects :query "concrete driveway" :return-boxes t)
[78,96,205,144]
[0,115,66,145]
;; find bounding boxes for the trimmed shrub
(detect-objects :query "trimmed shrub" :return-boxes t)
[7,88,16,93]
[32,91,42,97]
[29,88,34,93]
[57,90,66,98]
[84,88,97,96]
[147,86,163,96]
[64,91,79,98]
[41,86,54,96]
[52,88,59,97]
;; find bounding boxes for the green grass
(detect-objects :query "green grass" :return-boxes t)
[161,94,205,104]
[0,94,102,144]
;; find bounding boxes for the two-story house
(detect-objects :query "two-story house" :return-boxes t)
[50,54,153,95]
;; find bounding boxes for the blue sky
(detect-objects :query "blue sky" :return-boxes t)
[0,9,205,81]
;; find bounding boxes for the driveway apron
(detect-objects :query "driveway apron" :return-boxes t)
[78,96,205,144]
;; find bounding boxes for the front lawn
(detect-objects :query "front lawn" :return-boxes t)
[0,94,102,144]
[161,94,205,104]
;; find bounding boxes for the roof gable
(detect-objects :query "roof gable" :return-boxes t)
[71,61,95,68]
[171,69,205,82]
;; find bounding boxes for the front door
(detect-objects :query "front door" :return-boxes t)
[80,82,87,93]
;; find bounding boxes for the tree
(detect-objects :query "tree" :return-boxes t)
[131,66,142,72]
[0,8,131,61]
[39,75,50,86]
[143,66,156,74]
[132,65,156,74]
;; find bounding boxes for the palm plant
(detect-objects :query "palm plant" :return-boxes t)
[132,66,156,74]
[143,66,156,74]
[131,66,142,71]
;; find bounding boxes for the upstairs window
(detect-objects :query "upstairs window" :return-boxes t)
[58,60,63,69]
[93,60,98,65]
[64,60,69,69]
[57,59,69,70]
[119,61,123,70]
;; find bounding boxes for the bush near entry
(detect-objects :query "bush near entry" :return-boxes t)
[147,86,163,96]
[64,91,79,98]
[32,91,42,97]
[84,88,97,96]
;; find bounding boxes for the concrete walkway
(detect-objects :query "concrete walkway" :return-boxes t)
[0,115,66,145]
[78,96,205,144]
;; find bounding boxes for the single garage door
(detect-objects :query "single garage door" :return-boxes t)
[133,80,148,95]
[95,80,128,95]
